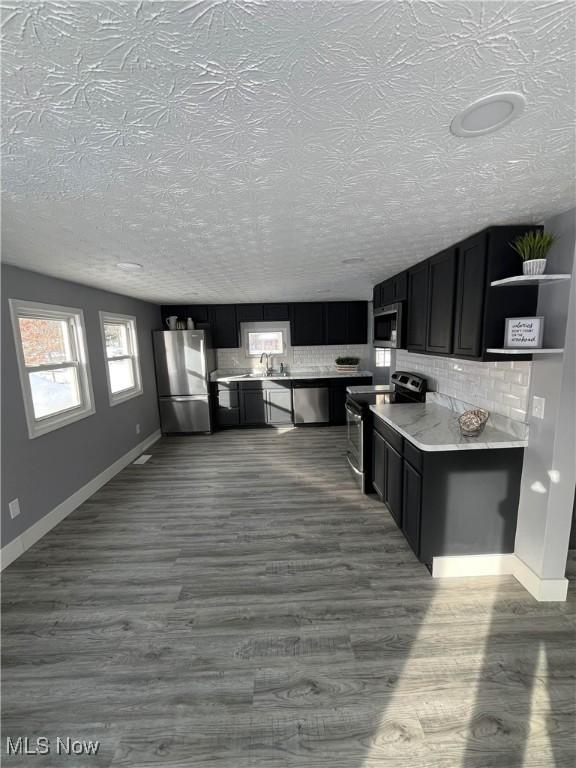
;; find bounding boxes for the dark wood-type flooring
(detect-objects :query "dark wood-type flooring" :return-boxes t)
[2,427,575,767]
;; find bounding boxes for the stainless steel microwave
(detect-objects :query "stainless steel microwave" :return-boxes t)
[373,303,403,348]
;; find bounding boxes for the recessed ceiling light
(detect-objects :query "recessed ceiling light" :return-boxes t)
[116,261,143,271]
[450,92,526,137]
[342,257,365,264]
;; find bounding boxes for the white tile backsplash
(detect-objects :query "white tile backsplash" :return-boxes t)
[217,344,371,372]
[396,350,531,422]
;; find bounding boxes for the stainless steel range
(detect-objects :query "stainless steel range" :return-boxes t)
[345,371,427,493]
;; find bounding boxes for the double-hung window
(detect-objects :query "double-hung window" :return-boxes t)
[9,299,95,438]
[99,312,142,405]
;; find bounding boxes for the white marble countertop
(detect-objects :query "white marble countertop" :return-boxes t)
[370,402,528,452]
[211,368,373,383]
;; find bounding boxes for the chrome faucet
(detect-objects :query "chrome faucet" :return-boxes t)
[260,352,273,376]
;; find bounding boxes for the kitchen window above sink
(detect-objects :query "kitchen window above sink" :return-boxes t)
[247,330,285,357]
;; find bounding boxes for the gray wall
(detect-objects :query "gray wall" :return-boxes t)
[1,265,161,547]
[514,208,576,579]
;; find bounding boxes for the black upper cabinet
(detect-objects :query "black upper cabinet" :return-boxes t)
[374,224,541,361]
[208,305,238,348]
[346,301,368,344]
[453,233,487,358]
[323,302,368,345]
[263,303,290,321]
[377,272,407,308]
[393,271,408,302]
[324,302,348,345]
[406,261,429,352]
[380,280,395,306]
[236,304,263,324]
[451,225,539,361]
[426,247,457,355]
[290,303,325,346]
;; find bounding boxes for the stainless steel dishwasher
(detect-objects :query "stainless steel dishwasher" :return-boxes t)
[293,381,330,424]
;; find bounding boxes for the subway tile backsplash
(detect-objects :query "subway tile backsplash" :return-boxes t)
[217,344,371,372]
[396,350,531,422]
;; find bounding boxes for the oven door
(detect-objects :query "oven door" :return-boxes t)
[346,400,364,474]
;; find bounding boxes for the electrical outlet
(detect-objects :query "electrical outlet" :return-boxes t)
[9,498,21,519]
[136,423,141,435]
[532,396,546,420]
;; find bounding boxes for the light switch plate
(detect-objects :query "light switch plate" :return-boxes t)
[9,498,21,519]
[532,395,546,419]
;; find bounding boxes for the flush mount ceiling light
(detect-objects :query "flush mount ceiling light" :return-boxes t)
[116,261,143,271]
[450,92,526,137]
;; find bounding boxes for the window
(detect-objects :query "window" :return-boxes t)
[9,299,95,438]
[246,330,285,357]
[99,312,142,405]
[375,348,391,367]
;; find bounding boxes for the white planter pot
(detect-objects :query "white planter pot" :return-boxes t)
[523,259,547,275]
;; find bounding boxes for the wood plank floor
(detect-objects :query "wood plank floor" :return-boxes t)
[2,427,575,767]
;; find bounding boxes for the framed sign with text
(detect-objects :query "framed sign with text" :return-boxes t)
[504,316,544,348]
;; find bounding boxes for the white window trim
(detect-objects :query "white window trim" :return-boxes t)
[99,311,143,406]
[9,299,96,439]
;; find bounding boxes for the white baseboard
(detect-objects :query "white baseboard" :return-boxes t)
[432,553,515,578]
[1,430,161,571]
[512,555,569,602]
[432,552,569,602]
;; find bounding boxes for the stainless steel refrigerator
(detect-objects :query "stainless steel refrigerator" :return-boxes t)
[152,330,216,433]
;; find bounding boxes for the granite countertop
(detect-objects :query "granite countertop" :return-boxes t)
[211,368,373,383]
[370,402,528,452]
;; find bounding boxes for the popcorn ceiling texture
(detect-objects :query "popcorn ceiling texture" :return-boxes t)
[1,2,575,304]
[396,350,531,422]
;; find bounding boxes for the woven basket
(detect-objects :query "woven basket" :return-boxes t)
[458,409,489,437]
[336,364,360,373]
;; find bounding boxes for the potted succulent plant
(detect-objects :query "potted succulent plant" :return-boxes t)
[510,230,556,276]
[335,356,360,373]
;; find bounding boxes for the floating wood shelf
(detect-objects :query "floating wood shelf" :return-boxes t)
[490,274,571,287]
[486,348,564,355]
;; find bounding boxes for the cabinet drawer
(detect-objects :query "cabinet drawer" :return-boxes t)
[373,418,403,454]
[240,379,292,391]
[403,440,423,473]
[217,382,238,392]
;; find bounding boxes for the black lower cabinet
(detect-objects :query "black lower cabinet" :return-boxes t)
[215,377,372,429]
[214,384,240,427]
[384,443,403,527]
[372,431,386,500]
[402,461,421,556]
[372,418,523,566]
[240,388,267,425]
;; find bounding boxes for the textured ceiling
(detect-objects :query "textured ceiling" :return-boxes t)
[2,1,575,304]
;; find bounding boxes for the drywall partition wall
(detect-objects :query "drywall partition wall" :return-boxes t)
[514,208,576,582]
[1,265,161,549]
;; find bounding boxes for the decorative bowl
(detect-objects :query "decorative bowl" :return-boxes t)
[458,408,489,437]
